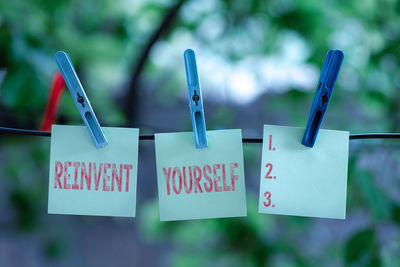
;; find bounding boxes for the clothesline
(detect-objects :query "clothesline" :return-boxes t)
[0,126,400,143]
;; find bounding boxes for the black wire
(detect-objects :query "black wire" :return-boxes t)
[1,126,400,143]
[0,127,51,137]
[349,133,400,140]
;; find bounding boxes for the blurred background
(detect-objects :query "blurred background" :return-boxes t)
[0,0,400,266]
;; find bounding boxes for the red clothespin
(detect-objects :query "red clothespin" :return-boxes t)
[40,72,66,131]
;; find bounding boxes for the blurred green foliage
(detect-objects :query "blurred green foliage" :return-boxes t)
[0,0,400,266]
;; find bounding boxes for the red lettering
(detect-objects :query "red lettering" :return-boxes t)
[172,167,182,194]
[203,165,213,192]
[72,162,80,190]
[54,161,63,189]
[264,191,271,207]
[80,162,91,190]
[230,163,239,191]
[160,163,241,194]
[124,164,133,192]
[213,164,222,192]
[93,163,103,191]
[53,161,134,192]
[63,161,72,189]
[182,166,193,194]
[112,164,122,192]
[222,164,231,191]
[163,167,172,195]
[103,163,111,191]
[193,165,203,193]
[265,163,273,179]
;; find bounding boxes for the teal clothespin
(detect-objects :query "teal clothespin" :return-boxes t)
[302,49,344,147]
[184,49,208,149]
[54,51,108,148]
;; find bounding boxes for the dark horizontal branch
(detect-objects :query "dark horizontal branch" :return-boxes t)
[1,127,400,143]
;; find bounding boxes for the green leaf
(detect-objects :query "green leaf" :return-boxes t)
[44,236,67,259]
[345,228,380,266]
[354,169,392,220]
[391,204,400,225]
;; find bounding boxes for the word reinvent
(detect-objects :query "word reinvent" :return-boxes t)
[48,125,139,217]
[53,161,133,192]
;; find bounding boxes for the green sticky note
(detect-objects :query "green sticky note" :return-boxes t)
[155,129,247,221]
[48,125,139,217]
[258,125,349,219]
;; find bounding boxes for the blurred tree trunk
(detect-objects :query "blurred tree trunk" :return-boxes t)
[123,0,186,127]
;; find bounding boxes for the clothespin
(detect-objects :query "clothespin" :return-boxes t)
[302,49,344,147]
[54,51,108,148]
[184,49,208,149]
[40,72,66,131]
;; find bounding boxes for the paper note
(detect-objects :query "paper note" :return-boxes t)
[48,125,139,217]
[258,125,349,219]
[155,129,247,221]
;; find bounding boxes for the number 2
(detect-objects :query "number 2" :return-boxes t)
[265,163,273,179]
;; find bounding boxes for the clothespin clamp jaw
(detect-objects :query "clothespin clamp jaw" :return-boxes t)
[302,49,344,148]
[184,49,208,149]
[54,51,108,148]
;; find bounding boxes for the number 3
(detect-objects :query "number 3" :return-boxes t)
[263,191,271,207]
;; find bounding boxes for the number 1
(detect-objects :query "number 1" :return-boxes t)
[268,135,275,151]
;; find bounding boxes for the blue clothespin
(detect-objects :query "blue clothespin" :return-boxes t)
[184,49,208,149]
[54,51,108,148]
[302,49,344,147]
